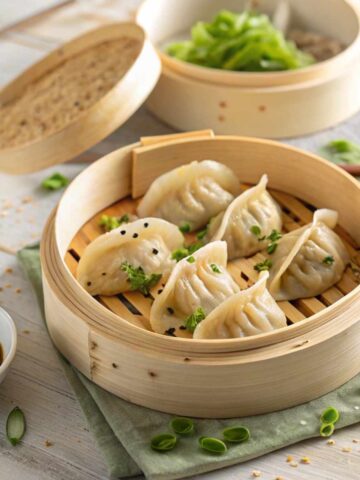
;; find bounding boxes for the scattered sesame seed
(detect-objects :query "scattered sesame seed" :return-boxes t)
[342,447,352,453]
[15,288,21,294]
[87,281,92,286]
[5,284,12,288]
[133,233,138,238]
[112,363,118,368]
[275,477,285,480]
[167,307,174,315]
[16,207,23,213]
[289,461,298,468]
[300,456,311,464]
[152,248,159,255]
[0,211,9,217]
[144,222,149,228]
[286,455,293,463]
[120,230,126,235]
[252,471,261,478]
[157,289,163,294]
[184,357,190,362]
[327,439,336,445]
[22,196,33,204]
[352,439,360,444]
[44,440,53,447]
[179,325,186,330]
[5,268,13,274]
[0,287,3,292]
[102,272,107,276]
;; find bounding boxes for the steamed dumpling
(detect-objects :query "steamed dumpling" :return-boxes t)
[193,271,286,339]
[268,209,349,301]
[206,174,282,260]
[137,160,240,231]
[150,241,240,334]
[77,218,184,296]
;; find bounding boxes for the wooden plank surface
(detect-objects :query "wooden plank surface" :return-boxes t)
[0,0,360,479]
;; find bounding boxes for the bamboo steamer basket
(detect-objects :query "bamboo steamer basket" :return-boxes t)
[136,0,360,138]
[41,130,360,418]
[0,23,161,174]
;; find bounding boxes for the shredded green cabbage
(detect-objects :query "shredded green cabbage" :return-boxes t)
[166,10,314,72]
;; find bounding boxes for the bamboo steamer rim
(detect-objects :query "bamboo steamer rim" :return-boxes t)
[136,0,360,88]
[45,133,360,354]
[0,23,161,174]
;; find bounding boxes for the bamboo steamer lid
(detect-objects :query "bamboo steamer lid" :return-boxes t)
[0,22,161,174]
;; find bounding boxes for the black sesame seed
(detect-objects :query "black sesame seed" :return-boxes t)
[164,327,176,337]
[133,233,139,238]
[167,307,174,315]
[120,230,126,235]
[152,248,159,255]
[87,281,92,286]
[112,363,118,368]
[102,272,107,276]
[179,325,186,330]
[157,289,163,294]
[144,222,149,228]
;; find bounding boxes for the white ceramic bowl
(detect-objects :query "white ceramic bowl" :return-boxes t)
[0,307,17,385]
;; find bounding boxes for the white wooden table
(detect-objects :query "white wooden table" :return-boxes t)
[0,1,359,479]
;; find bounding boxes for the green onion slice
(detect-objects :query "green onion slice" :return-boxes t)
[223,426,250,443]
[321,407,340,425]
[6,407,26,446]
[320,423,335,438]
[199,436,227,454]
[150,433,177,452]
[170,417,194,435]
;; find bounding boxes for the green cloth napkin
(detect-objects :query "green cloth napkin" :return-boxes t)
[18,244,360,480]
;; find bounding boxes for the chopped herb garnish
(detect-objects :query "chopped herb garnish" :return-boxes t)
[250,225,262,237]
[198,436,227,454]
[179,223,191,233]
[6,407,26,446]
[210,263,221,273]
[170,417,194,435]
[323,255,335,265]
[267,229,282,243]
[164,327,176,337]
[187,241,203,254]
[100,214,130,232]
[150,433,177,452]
[267,242,278,255]
[223,426,250,443]
[254,259,273,272]
[320,139,360,165]
[42,172,69,191]
[187,256,195,264]
[171,248,190,262]
[185,307,206,333]
[120,262,161,296]
[197,226,208,240]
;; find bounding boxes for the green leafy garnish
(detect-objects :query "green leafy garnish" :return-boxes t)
[267,229,282,243]
[187,256,196,264]
[41,172,69,191]
[197,227,208,240]
[179,223,191,233]
[185,307,206,333]
[171,248,190,262]
[323,255,335,266]
[150,433,177,452]
[267,242,278,255]
[321,407,340,425]
[187,241,203,254]
[320,423,335,438]
[100,214,130,232]
[250,225,262,237]
[210,263,221,273]
[6,407,26,446]
[170,417,195,435]
[320,139,360,165]
[166,10,314,72]
[198,436,227,454]
[254,259,272,272]
[121,262,162,296]
[223,426,250,443]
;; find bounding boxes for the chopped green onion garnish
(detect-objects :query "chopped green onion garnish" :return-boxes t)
[321,407,340,425]
[185,307,206,333]
[267,230,282,242]
[210,263,221,273]
[42,172,69,191]
[197,227,208,240]
[100,214,130,232]
[121,262,161,296]
[150,433,177,452]
[170,417,195,435]
[323,255,335,265]
[222,426,250,443]
[198,436,227,454]
[267,242,278,255]
[254,259,273,272]
[187,256,195,264]
[320,139,360,165]
[6,407,26,446]
[187,241,203,254]
[250,225,262,237]
[179,223,191,233]
[171,248,189,262]
[320,423,335,438]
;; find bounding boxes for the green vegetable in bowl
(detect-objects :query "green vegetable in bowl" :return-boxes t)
[166,10,314,72]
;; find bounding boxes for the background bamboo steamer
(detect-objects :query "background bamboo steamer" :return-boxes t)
[136,0,360,138]
[0,23,161,175]
[40,131,360,418]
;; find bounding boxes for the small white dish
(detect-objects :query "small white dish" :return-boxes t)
[0,307,17,385]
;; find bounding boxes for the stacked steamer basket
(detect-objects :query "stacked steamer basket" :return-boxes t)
[41,130,360,418]
[136,0,360,138]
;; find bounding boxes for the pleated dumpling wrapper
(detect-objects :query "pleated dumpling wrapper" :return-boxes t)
[77,218,184,296]
[193,271,287,339]
[150,241,240,335]
[206,174,282,260]
[268,209,350,301]
[137,160,240,232]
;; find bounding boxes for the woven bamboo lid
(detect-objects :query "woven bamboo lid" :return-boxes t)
[0,22,161,174]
